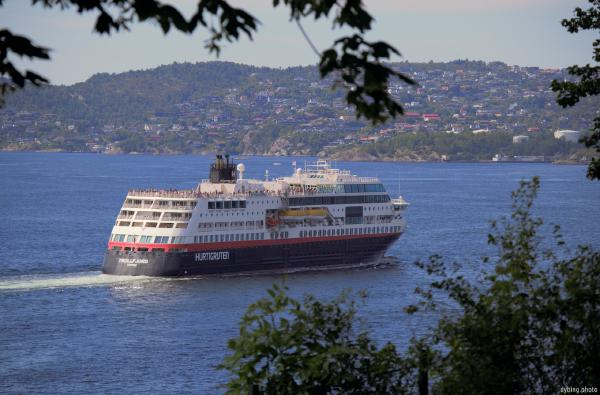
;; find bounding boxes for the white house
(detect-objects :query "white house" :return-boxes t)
[554,129,582,143]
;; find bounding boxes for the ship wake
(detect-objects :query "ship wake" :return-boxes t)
[0,271,159,292]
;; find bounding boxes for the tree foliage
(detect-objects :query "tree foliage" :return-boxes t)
[552,0,600,179]
[0,0,414,124]
[219,284,413,394]
[408,177,600,393]
[222,179,600,393]
[0,29,49,106]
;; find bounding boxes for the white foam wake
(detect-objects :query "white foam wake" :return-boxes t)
[0,271,157,292]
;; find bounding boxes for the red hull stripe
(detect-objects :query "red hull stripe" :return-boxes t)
[107,232,402,252]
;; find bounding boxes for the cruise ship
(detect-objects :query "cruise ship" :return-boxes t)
[102,155,408,276]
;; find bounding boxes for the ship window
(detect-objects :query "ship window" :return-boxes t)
[154,236,168,243]
[220,235,224,242]
[225,201,232,209]
[152,248,165,252]
[240,201,246,208]
[138,248,148,252]
[261,234,264,240]
[216,201,224,209]
[208,201,215,209]
[111,246,121,251]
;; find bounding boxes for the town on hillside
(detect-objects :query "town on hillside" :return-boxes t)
[0,60,596,162]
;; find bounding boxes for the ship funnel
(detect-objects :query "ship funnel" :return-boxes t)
[209,154,237,183]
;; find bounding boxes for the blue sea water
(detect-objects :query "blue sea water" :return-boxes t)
[0,152,599,393]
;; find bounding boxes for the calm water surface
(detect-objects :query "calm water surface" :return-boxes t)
[1,152,599,393]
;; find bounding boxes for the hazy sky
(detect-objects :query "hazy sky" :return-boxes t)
[2,0,597,85]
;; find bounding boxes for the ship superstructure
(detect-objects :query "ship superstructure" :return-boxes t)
[102,155,408,276]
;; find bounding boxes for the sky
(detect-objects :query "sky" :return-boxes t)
[1,0,597,85]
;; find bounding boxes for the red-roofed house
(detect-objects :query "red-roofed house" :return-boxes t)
[423,113,441,121]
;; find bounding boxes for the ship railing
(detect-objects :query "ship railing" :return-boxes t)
[122,203,144,208]
[196,191,283,199]
[162,215,192,221]
[127,189,200,199]
[284,190,345,197]
[150,204,196,211]
[135,215,162,220]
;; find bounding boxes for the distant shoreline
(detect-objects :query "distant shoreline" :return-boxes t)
[0,148,588,166]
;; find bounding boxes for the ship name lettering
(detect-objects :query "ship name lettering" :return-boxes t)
[118,258,149,264]
[195,251,229,262]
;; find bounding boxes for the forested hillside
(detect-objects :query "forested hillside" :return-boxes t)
[1,60,596,161]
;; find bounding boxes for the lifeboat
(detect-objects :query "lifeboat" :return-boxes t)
[279,208,329,220]
[266,217,279,227]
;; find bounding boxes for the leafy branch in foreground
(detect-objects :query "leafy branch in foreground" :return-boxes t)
[222,178,599,393]
[407,177,600,394]
[1,0,414,124]
[219,284,413,394]
[0,29,49,106]
[552,0,600,179]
